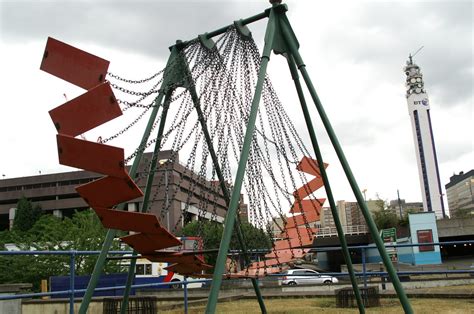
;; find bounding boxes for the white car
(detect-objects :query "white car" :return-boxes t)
[281,269,338,286]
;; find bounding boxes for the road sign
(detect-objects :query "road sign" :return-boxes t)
[381,228,398,262]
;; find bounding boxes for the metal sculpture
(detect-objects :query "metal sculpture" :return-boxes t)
[39,1,414,314]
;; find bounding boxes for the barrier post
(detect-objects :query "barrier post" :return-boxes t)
[69,251,76,314]
[362,248,367,288]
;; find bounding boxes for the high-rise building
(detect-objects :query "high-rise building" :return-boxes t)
[404,56,446,219]
[388,199,423,217]
[445,170,474,218]
[319,200,380,233]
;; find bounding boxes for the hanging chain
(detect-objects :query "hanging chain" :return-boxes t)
[105,26,324,275]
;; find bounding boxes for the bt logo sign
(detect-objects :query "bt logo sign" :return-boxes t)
[414,98,429,106]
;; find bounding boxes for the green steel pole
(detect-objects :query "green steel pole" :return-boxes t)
[188,82,267,313]
[279,20,413,314]
[287,55,365,314]
[78,90,166,314]
[137,94,172,214]
[205,7,277,314]
[179,10,270,47]
[79,231,117,314]
[120,94,172,314]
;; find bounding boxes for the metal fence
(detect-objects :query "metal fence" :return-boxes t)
[1,240,473,314]
[315,224,369,237]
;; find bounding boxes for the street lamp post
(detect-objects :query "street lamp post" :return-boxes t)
[362,189,367,202]
[397,189,403,220]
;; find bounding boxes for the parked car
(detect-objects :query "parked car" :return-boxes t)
[280,269,338,286]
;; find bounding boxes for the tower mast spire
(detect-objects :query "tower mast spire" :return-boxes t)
[403,54,446,218]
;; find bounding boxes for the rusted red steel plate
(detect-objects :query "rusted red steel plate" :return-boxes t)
[76,176,143,208]
[265,249,310,260]
[232,266,286,278]
[285,209,320,228]
[265,249,308,259]
[49,82,121,137]
[165,262,212,275]
[285,209,320,229]
[144,253,204,265]
[40,37,109,90]
[248,259,279,268]
[273,235,313,250]
[56,134,127,178]
[296,156,327,176]
[293,177,324,200]
[143,252,182,263]
[249,255,294,269]
[121,232,182,254]
[93,207,168,234]
[290,199,324,214]
[278,227,317,239]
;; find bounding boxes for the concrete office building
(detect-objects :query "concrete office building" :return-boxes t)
[445,170,474,217]
[0,151,244,231]
[388,199,423,218]
[404,56,446,218]
[318,200,383,235]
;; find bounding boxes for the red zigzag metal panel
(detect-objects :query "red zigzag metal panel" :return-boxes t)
[41,37,188,267]
[235,156,326,277]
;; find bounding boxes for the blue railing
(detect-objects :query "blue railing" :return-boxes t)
[0,249,210,314]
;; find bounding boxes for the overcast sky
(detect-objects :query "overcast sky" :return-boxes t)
[0,0,472,214]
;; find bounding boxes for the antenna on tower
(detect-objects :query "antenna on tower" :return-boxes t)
[409,45,424,64]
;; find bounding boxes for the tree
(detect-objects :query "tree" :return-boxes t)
[12,197,43,232]
[370,194,398,230]
[233,222,272,251]
[374,194,387,212]
[373,209,398,230]
[180,220,272,266]
[398,208,418,227]
[0,209,124,291]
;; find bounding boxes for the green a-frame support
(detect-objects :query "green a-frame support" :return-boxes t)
[79,2,414,314]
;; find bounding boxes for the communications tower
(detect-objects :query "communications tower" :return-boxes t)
[404,55,446,218]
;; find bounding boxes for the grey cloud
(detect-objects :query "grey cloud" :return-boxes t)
[437,140,473,162]
[317,1,473,109]
[331,120,377,147]
[1,1,268,59]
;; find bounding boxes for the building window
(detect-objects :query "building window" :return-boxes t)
[136,264,145,275]
[135,264,152,275]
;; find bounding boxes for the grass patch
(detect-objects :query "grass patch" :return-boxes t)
[161,297,474,313]
[414,284,474,293]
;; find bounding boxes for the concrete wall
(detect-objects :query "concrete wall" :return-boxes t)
[22,300,103,314]
[0,284,32,314]
[437,217,474,238]
[0,297,21,314]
